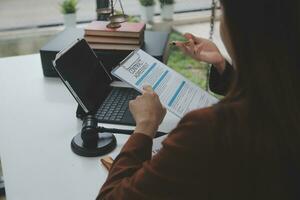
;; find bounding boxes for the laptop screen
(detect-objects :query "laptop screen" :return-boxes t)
[54,39,112,113]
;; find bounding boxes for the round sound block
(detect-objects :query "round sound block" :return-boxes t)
[71,132,116,157]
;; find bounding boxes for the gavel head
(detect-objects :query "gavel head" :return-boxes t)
[81,115,99,148]
[71,115,117,157]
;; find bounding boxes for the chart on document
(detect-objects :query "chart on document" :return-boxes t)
[111,49,219,118]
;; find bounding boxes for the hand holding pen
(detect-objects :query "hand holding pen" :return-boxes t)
[171,33,226,74]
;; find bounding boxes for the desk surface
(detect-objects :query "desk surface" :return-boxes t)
[0,54,179,200]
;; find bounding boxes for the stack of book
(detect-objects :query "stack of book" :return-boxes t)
[84,21,146,51]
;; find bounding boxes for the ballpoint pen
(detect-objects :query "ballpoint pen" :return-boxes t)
[170,40,195,46]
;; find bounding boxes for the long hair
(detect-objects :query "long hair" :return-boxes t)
[220,0,300,148]
[218,0,300,198]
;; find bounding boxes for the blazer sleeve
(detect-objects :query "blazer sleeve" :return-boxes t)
[209,61,234,96]
[97,108,216,200]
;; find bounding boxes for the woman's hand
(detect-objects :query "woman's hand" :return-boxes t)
[129,85,167,139]
[175,33,226,74]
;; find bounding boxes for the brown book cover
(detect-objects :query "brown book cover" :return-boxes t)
[84,35,143,45]
[84,21,146,38]
[88,42,142,51]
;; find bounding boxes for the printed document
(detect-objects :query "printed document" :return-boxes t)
[111,49,219,118]
[110,134,168,160]
[152,134,168,155]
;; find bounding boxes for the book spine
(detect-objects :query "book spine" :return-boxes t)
[89,43,141,51]
[84,36,142,45]
[84,30,142,38]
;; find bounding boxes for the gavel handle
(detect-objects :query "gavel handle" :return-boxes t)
[97,127,167,137]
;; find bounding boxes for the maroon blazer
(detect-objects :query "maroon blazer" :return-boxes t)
[96,65,235,200]
[97,107,221,200]
[97,65,295,199]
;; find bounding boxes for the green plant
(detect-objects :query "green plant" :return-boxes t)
[159,0,175,5]
[139,0,155,7]
[60,0,78,14]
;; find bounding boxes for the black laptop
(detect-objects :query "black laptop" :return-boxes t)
[53,38,138,126]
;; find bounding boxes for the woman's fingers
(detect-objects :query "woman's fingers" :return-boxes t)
[142,85,153,93]
[183,33,193,40]
[185,39,195,55]
[174,37,208,61]
[184,33,206,45]
[175,41,190,54]
[175,40,202,60]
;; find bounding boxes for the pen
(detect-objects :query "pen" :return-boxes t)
[169,40,195,46]
[170,41,177,46]
[98,126,167,138]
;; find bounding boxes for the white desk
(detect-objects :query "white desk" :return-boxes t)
[0,54,179,200]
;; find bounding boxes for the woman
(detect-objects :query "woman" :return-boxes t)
[97,0,300,199]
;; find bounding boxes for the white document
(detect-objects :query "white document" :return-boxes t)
[152,134,168,155]
[112,49,219,118]
[110,134,168,160]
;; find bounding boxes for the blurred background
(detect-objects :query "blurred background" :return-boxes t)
[0,0,213,58]
[0,0,211,30]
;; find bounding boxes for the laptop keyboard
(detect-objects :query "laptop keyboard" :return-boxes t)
[95,88,139,123]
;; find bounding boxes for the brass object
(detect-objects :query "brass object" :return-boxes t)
[100,156,114,171]
[100,0,127,29]
[109,14,128,24]
[106,22,121,29]
[96,7,112,15]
